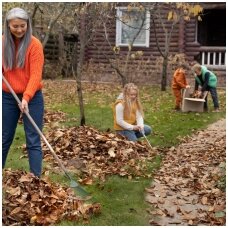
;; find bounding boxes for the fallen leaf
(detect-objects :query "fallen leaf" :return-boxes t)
[108,147,116,157]
[201,196,208,205]
[180,191,190,197]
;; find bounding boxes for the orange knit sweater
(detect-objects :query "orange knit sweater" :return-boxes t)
[2,36,44,102]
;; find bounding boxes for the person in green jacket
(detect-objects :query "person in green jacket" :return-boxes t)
[192,64,219,112]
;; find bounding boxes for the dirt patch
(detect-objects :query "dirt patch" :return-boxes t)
[146,119,226,226]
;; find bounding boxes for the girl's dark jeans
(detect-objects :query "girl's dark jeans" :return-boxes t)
[2,90,44,176]
[116,124,152,142]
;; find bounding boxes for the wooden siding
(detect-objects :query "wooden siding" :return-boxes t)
[81,3,226,87]
[84,7,173,85]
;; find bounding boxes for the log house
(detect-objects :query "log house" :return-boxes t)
[41,2,226,87]
[83,2,226,87]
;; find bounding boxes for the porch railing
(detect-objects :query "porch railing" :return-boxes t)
[199,46,226,69]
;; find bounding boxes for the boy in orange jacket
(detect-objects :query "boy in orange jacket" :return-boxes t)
[172,64,190,110]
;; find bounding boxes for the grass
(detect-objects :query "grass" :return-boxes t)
[59,176,152,226]
[49,84,225,147]
[4,81,226,225]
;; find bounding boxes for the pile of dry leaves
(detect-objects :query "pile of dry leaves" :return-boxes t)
[42,126,158,181]
[2,169,100,226]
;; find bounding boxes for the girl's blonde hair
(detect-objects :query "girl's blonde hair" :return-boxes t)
[122,83,144,117]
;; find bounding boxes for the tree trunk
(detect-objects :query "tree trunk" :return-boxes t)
[42,21,52,48]
[119,71,128,87]
[76,9,86,126]
[31,4,38,38]
[76,43,86,126]
[161,56,168,91]
[76,70,85,126]
[58,29,65,76]
[73,59,85,126]
[71,41,85,126]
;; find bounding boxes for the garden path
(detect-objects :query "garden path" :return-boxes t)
[145,118,226,226]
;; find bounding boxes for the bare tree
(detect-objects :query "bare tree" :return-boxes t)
[93,3,149,87]
[149,2,203,91]
[72,3,112,125]
[32,3,67,48]
[91,2,202,91]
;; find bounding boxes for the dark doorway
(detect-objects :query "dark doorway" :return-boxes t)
[197,9,226,46]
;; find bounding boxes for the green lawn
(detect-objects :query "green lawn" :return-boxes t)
[59,176,152,226]
[4,81,226,225]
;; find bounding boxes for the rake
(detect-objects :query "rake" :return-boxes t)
[141,131,153,150]
[2,75,90,199]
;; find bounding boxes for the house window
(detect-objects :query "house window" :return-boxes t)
[116,7,150,47]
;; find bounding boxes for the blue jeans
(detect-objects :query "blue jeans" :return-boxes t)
[2,90,44,176]
[116,124,152,142]
[204,87,219,109]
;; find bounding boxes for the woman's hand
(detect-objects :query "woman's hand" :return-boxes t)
[19,99,29,113]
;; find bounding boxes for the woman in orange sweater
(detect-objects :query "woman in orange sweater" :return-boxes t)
[2,8,44,176]
[172,64,190,110]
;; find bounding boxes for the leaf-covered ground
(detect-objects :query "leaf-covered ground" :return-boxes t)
[146,118,226,226]
[9,108,160,226]
[2,170,100,226]
[4,81,225,226]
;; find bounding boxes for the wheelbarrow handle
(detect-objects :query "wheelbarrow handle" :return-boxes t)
[2,75,71,179]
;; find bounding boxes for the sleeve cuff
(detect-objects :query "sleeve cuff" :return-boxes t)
[23,94,31,102]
